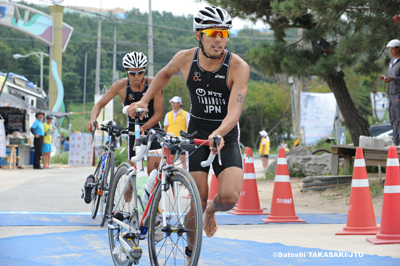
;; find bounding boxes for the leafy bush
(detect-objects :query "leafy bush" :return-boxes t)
[52,152,69,164]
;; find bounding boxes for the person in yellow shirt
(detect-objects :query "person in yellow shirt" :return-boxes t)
[42,116,54,169]
[259,130,270,168]
[163,96,190,170]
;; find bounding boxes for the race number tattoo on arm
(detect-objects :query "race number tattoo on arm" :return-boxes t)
[237,94,243,103]
[161,89,164,95]
[154,162,159,169]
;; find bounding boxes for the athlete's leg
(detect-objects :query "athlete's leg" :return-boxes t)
[179,153,187,170]
[204,166,243,237]
[184,171,208,263]
[147,156,161,175]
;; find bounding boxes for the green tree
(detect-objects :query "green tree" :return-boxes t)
[204,0,400,145]
[240,81,292,148]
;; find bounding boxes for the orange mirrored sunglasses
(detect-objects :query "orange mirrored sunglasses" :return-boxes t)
[200,29,230,38]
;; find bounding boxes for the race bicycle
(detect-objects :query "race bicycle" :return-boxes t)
[107,107,221,266]
[82,120,130,227]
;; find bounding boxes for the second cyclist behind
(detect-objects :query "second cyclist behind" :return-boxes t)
[86,51,164,173]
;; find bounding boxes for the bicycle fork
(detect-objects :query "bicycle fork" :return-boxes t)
[108,168,143,264]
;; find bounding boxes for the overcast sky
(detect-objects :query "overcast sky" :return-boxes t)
[25,0,267,29]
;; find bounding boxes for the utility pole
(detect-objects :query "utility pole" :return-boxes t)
[82,53,87,133]
[95,0,102,95]
[293,28,303,142]
[148,0,154,76]
[112,26,118,83]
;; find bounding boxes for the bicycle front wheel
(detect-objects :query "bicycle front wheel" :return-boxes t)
[148,168,203,266]
[108,163,136,266]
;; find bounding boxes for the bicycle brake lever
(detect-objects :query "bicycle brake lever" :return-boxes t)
[214,135,222,166]
[180,130,198,139]
[90,121,98,145]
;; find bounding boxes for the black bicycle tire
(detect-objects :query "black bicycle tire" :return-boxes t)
[91,160,102,219]
[312,149,331,155]
[148,168,203,266]
[108,162,134,266]
[100,154,113,227]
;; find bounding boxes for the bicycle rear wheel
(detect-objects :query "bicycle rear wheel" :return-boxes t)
[91,161,101,219]
[108,163,137,266]
[148,168,203,266]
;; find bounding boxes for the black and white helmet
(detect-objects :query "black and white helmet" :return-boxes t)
[193,6,232,31]
[122,51,148,69]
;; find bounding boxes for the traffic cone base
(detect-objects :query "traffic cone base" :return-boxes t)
[228,208,268,215]
[336,226,380,235]
[261,215,305,223]
[367,234,400,245]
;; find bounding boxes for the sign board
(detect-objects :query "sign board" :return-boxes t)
[68,133,93,166]
[300,92,337,146]
[7,113,25,134]
[0,1,73,51]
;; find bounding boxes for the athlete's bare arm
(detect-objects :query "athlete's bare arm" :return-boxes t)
[209,54,250,150]
[86,78,127,132]
[126,49,196,119]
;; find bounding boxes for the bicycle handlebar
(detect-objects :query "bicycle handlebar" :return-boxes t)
[129,129,222,167]
[122,106,146,119]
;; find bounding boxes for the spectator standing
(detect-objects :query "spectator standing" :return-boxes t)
[64,137,70,152]
[258,130,270,168]
[379,39,400,145]
[42,116,54,169]
[163,96,190,170]
[279,139,289,152]
[30,112,45,169]
[60,133,65,152]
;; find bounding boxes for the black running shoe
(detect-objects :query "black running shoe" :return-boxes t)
[83,175,95,204]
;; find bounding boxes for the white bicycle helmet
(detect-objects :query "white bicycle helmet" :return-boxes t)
[193,6,233,31]
[122,51,148,69]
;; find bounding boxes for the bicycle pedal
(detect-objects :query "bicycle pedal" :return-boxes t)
[120,236,142,263]
[83,175,95,204]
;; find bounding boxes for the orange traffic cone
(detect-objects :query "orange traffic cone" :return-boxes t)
[208,170,219,203]
[367,146,400,244]
[336,147,379,235]
[261,148,305,223]
[228,147,268,215]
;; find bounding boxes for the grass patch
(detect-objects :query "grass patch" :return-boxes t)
[52,152,69,164]
[289,162,305,178]
[259,170,275,181]
[369,179,384,198]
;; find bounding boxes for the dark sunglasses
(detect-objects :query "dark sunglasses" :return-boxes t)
[127,70,145,76]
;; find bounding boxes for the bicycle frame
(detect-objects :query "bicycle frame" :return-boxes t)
[110,146,172,237]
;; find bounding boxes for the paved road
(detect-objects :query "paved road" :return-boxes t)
[0,165,399,265]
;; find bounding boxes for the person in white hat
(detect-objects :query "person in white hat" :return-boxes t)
[163,96,190,170]
[379,39,400,145]
[258,130,270,168]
